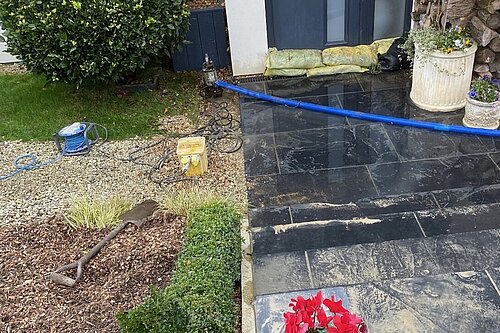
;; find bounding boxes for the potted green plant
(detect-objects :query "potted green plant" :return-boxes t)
[463,75,500,129]
[403,26,477,112]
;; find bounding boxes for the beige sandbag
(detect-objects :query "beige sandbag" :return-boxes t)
[371,37,397,55]
[264,68,307,77]
[307,65,368,77]
[322,45,378,67]
[265,48,324,69]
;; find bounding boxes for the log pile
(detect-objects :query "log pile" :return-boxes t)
[412,0,500,78]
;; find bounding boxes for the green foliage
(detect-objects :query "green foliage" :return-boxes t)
[0,0,189,85]
[402,26,474,64]
[65,195,133,229]
[0,71,201,141]
[469,76,499,103]
[117,202,242,333]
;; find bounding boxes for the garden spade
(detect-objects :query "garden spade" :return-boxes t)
[50,199,159,287]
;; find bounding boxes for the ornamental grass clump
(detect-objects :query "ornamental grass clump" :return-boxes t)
[0,0,189,86]
[468,76,500,103]
[65,195,133,229]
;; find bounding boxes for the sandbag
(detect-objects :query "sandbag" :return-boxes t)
[307,65,368,77]
[263,68,307,77]
[322,45,378,67]
[371,37,397,55]
[265,48,324,69]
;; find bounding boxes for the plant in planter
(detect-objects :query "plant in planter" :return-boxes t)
[282,291,367,333]
[463,75,500,129]
[403,25,477,112]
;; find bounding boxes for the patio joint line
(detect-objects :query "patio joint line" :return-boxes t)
[380,124,403,162]
[272,133,282,175]
[362,151,495,167]
[485,269,500,296]
[335,94,343,109]
[488,153,500,171]
[353,74,365,92]
[365,166,381,197]
[430,192,442,210]
[288,206,294,224]
[412,212,427,237]
[304,251,315,289]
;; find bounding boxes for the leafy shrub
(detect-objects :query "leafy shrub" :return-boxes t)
[117,202,241,333]
[0,0,189,85]
[65,195,133,229]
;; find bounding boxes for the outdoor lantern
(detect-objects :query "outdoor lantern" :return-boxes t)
[202,54,217,87]
[201,54,222,98]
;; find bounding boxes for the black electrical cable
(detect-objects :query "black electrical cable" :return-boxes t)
[96,102,242,187]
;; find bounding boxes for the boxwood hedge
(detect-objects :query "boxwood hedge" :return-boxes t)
[117,202,242,333]
[0,0,189,85]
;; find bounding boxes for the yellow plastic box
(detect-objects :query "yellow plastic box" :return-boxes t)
[176,137,208,177]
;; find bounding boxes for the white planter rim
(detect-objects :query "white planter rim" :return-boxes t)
[415,42,477,60]
[466,96,500,107]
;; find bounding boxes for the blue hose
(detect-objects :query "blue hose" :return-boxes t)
[215,80,500,137]
[0,153,63,181]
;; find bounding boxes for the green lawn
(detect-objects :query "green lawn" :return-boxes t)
[0,71,201,141]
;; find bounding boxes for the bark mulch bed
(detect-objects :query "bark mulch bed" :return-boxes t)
[0,214,185,333]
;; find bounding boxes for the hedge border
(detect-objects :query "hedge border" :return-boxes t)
[117,202,242,333]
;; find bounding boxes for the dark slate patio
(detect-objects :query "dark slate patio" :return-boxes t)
[238,71,500,333]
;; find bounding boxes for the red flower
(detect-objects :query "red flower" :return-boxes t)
[316,307,333,328]
[323,296,349,315]
[283,312,310,333]
[284,292,367,333]
[332,313,365,333]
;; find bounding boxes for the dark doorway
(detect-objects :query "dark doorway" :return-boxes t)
[265,0,413,50]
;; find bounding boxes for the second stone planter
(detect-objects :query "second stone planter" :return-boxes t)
[463,96,500,129]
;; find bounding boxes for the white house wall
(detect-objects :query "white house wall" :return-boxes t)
[225,0,268,76]
[0,27,19,63]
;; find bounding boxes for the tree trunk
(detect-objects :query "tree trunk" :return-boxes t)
[447,0,475,18]
[470,16,500,46]
[494,0,500,11]
[477,9,500,30]
[489,37,500,52]
[474,63,490,73]
[476,47,496,63]
[490,59,500,73]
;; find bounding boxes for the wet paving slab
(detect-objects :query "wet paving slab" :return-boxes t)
[238,71,500,332]
[246,165,379,207]
[274,123,400,174]
[254,269,500,333]
[368,154,500,196]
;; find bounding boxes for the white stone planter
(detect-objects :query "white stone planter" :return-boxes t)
[463,96,500,129]
[410,43,477,112]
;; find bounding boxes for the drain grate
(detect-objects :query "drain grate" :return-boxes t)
[236,74,306,84]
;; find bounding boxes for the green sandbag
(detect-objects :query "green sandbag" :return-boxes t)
[264,67,307,77]
[322,45,378,67]
[265,48,324,69]
[307,65,368,77]
[371,37,397,55]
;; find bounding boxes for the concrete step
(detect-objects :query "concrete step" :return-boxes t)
[252,228,500,296]
[249,184,500,228]
[252,201,500,255]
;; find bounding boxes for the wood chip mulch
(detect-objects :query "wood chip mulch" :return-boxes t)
[189,0,223,10]
[0,214,185,333]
